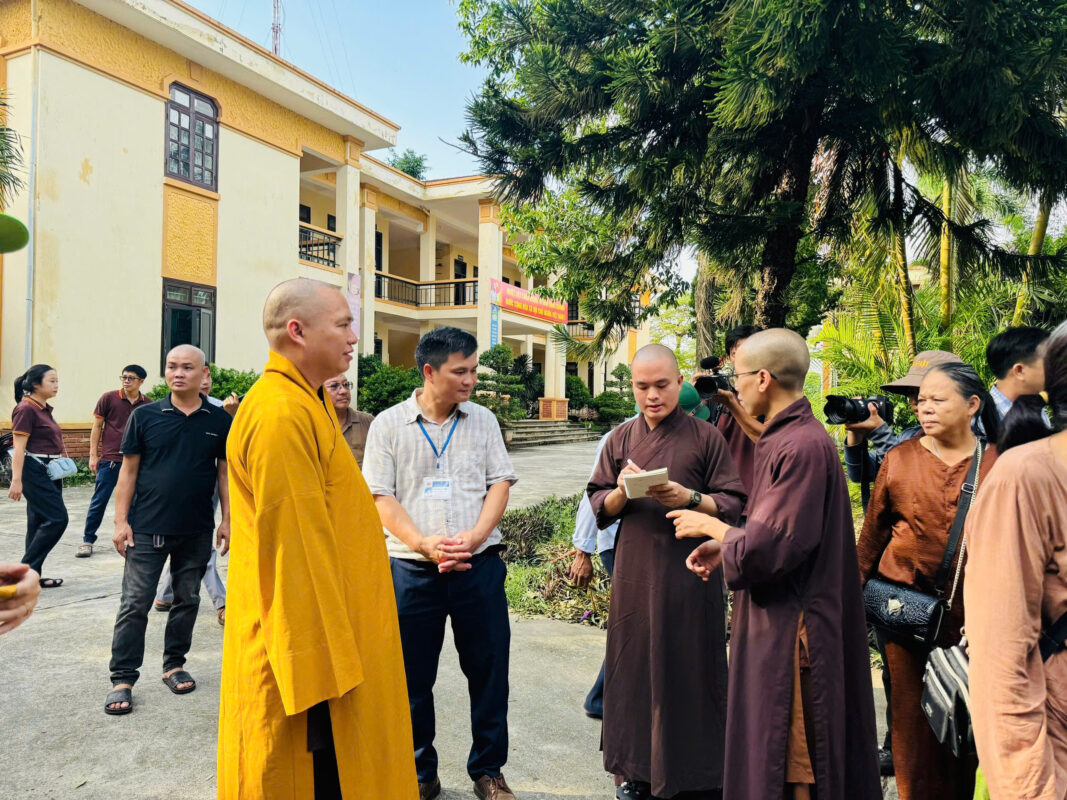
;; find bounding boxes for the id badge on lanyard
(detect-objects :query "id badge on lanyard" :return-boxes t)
[417,415,459,501]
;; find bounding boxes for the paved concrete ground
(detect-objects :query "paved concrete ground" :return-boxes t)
[0,441,893,799]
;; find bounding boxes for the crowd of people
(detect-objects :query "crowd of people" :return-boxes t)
[0,276,1065,800]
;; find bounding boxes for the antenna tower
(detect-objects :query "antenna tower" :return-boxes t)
[271,0,282,56]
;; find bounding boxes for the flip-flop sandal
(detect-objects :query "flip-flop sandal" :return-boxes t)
[216,607,225,626]
[162,670,197,694]
[39,577,63,588]
[154,601,172,612]
[104,687,133,716]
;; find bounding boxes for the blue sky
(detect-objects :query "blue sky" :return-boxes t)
[187,0,488,179]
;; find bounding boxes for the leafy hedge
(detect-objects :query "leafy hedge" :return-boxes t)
[500,493,611,627]
[147,364,260,401]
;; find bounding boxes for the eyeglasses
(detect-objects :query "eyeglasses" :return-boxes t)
[722,369,777,388]
[119,375,141,382]
[325,381,353,391]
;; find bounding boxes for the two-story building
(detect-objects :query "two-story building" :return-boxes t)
[0,0,646,449]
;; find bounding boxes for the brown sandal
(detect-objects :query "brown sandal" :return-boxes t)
[216,607,225,626]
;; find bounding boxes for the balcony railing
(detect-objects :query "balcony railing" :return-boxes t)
[566,320,596,339]
[298,224,342,268]
[374,272,479,308]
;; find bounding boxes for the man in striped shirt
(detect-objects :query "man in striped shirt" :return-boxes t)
[363,327,518,800]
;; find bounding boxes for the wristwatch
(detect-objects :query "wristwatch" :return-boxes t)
[686,490,703,510]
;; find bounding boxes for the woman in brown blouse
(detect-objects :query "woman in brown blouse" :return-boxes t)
[857,362,1001,800]
[966,323,1067,800]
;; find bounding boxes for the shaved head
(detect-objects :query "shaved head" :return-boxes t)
[736,329,809,391]
[631,343,681,376]
[166,344,206,369]
[263,278,340,349]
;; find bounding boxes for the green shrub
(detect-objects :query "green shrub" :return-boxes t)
[147,364,260,401]
[591,390,633,424]
[565,374,593,409]
[474,345,528,424]
[500,493,611,628]
[359,363,423,415]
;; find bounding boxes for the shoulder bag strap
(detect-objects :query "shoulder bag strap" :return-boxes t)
[935,442,984,603]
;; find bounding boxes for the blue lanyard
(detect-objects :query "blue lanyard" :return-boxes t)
[416,415,460,469]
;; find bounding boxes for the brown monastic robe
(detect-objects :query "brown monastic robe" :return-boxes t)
[716,409,757,492]
[721,398,880,800]
[588,407,746,797]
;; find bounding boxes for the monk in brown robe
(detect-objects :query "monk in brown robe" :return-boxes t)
[588,343,746,800]
[674,329,880,800]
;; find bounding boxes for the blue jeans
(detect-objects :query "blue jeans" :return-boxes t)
[390,550,511,783]
[583,548,614,717]
[82,460,120,543]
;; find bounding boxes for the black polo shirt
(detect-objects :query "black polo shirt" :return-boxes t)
[120,393,230,536]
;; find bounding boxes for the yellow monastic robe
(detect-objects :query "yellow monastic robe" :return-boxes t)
[217,351,417,799]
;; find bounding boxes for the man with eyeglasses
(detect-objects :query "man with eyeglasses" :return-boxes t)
[76,365,149,558]
[324,374,374,468]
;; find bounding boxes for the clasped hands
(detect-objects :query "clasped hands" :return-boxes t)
[419,530,484,573]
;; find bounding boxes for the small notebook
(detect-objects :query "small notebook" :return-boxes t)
[623,467,669,499]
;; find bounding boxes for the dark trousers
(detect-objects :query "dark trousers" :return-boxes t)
[390,551,511,783]
[82,460,120,543]
[874,627,893,751]
[109,531,212,685]
[20,456,68,575]
[583,547,615,717]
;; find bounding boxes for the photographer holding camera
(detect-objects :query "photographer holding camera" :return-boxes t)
[696,325,764,492]
[841,350,961,488]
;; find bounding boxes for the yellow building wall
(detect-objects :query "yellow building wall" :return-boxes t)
[298,185,336,232]
[0,0,31,48]
[7,0,347,162]
[215,126,302,372]
[162,182,217,285]
[18,52,166,421]
[1,52,32,389]
[389,246,419,281]
[388,330,418,368]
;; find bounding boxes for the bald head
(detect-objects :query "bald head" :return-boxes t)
[736,329,809,391]
[166,344,206,369]
[631,343,680,376]
[263,278,340,349]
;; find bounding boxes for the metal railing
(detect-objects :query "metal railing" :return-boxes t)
[566,320,596,339]
[298,224,342,268]
[374,272,479,307]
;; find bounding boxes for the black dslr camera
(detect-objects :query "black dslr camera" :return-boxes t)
[693,356,733,426]
[693,356,732,397]
[823,394,894,426]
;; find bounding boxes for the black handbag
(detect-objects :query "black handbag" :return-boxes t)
[863,443,984,646]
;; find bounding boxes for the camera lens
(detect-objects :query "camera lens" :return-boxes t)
[822,395,870,425]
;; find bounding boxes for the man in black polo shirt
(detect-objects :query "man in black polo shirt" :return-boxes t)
[104,345,231,715]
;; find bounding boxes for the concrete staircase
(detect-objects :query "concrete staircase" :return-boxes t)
[506,418,604,449]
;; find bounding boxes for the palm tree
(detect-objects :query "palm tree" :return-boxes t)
[0,90,24,209]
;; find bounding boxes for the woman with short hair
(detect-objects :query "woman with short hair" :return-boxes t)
[9,364,68,588]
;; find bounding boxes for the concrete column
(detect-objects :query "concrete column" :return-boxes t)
[419,213,437,282]
[378,217,391,274]
[379,329,391,364]
[359,186,378,356]
[476,200,504,350]
[336,164,360,275]
[522,335,534,361]
[419,321,435,338]
[593,359,606,395]
[543,334,566,399]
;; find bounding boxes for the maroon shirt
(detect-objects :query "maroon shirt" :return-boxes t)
[11,397,64,454]
[716,409,757,493]
[94,390,149,463]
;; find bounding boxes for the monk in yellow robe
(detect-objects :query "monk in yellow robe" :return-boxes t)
[218,278,417,799]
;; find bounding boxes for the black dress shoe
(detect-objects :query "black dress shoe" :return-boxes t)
[419,776,441,800]
[584,703,603,720]
[617,780,651,800]
[879,747,894,776]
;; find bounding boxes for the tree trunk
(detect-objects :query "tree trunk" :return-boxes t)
[938,178,954,332]
[753,114,822,328]
[1011,191,1052,326]
[693,252,718,360]
[891,156,917,358]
